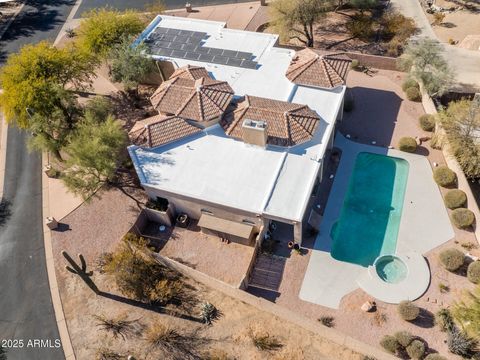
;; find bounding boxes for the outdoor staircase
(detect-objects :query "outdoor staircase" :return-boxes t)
[247,252,286,292]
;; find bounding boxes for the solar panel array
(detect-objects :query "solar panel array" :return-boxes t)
[145,26,258,69]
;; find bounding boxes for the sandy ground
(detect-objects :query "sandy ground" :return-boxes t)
[51,189,363,360]
[425,0,480,45]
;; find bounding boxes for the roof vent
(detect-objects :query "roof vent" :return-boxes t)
[242,119,267,147]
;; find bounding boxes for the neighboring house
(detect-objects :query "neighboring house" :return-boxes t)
[127,16,351,246]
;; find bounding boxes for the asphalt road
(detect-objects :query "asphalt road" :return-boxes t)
[0,1,76,359]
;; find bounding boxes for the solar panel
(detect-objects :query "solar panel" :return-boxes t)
[236,51,253,60]
[184,52,200,60]
[212,55,229,65]
[171,49,187,58]
[169,42,185,50]
[207,48,223,56]
[197,53,215,62]
[157,48,174,57]
[183,43,197,52]
[165,28,181,35]
[154,27,168,34]
[226,58,243,67]
[194,46,209,54]
[148,26,260,69]
[240,60,258,69]
[222,49,238,58]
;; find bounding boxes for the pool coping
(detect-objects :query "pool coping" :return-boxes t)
[299,134,454,309]
[357,252,430,304]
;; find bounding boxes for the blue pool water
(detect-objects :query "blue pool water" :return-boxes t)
[331,152,409,267]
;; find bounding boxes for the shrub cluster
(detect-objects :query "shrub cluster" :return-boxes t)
[451,208,475,229]
[433,166,456,187]
[419,114,436,132]
[398,136,417,152]
[380,331,427,359]
[424,354,447,360]
[439,248,464,271]
[402,78,419,92]
[398,300,420,321]
[406,339,425,359]
[406,86,421,102]
[380,335,399,354]
[467,261,480,284]
[444,189,467,209]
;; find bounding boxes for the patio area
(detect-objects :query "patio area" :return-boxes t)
[139,218,255,287]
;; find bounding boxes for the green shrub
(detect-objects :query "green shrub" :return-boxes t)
[433,166,456,187]
[451,208,475,229]
[419,114,436,131]
[406,339,425,359]
[439,248,465,271]
[398,300,420,321]
[350,59,360,70]
[435,308,454,332]
[467,261,480,284]
[402,78,419,92]
[425,354,447,360]
[444,189,467,209]
[406,86,421,101]
[398,137,417,152]
[380,335,399,354]
[394,331,414,347]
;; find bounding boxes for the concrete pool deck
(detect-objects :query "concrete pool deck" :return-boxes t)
[299,134,454,309]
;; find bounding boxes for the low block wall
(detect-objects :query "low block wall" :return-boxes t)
[153,253,396,360]
[420,84,480,241]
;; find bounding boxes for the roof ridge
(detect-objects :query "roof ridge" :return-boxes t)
[176,89,198,119]
[225,97,249,135]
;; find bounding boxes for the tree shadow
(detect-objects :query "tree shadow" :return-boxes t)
[98,291,204,323]
[411,308,435,328]
[0,199,12,227]
[441,22,457,28]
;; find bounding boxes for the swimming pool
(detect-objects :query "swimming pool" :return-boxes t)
[331,152,409,267]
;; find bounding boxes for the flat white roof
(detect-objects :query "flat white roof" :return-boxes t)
[130,16,346,222]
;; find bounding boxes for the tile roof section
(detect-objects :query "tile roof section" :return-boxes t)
[221,95,321,146]
[150,65,234,123]
[286,49,351,89]
[129,114,201,148]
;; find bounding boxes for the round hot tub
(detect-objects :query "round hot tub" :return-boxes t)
[374,255,408,284]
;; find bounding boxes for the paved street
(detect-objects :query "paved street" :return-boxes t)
[0,1,76,359]
[390,0,480,90]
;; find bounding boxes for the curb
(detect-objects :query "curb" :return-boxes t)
[42,152,76,360]
[0,1,26,41]
[53,0,83,46]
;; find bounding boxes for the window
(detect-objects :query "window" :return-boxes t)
[242,219,256,225]
[201,209,214,215]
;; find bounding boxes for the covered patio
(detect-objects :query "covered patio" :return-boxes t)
[135,214,255,287]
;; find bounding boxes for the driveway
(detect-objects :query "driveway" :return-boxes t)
[0,1,76,359]
[390,0,480,89]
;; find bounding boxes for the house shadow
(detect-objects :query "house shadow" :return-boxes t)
[246,286,281,303]
[339,86,403,147]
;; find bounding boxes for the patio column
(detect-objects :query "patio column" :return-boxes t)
[293,221,302,245]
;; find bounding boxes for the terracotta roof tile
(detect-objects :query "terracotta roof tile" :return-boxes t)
[129,114,201,148]
[150,65,234,123]
[286,49,351,89]
[221,95,321,146]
